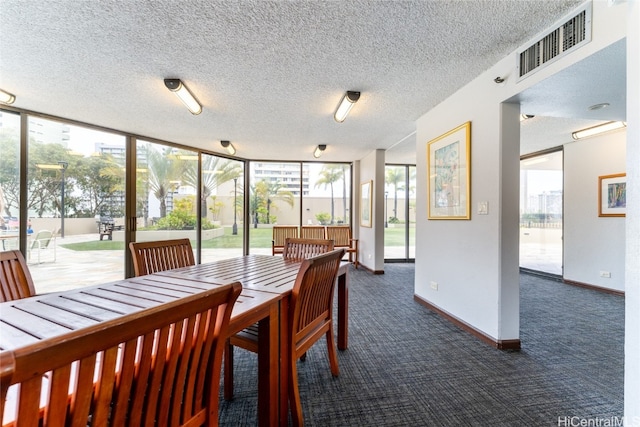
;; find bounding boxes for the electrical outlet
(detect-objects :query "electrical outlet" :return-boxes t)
[599,271,611,278]
[477,201,488,215]
[367,253,372,260]
[430,281,438,290]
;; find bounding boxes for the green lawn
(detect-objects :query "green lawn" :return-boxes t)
[60,225,414,251]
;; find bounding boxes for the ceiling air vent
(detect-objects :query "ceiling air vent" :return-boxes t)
[517,5,591,81]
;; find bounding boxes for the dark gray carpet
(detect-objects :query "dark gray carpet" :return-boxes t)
[219,264,624,426]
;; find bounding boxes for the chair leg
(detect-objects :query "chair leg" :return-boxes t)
[326,327,339,377]
[289,352,304,427]
[223,341,234,400]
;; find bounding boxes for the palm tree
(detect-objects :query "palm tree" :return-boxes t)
[263,180,294,224]
[385,167,405,221]
[180,154,242,217]
[146,145,180,218]
[315,165,344,224]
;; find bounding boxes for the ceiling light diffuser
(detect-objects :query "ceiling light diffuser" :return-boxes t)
[571,121,626,140]
[334,91,360,123]
[221,140,236,155]
[313,144,327,158]
[164,79,202,115]
[0,89,16,104]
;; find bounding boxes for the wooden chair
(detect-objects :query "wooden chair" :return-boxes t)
[282,237,334,261]
[271,225,299,255]
[225,249,344,426]
[326,226,359,268]
[0,282,242,427]
[0,250,36,302]
[129,238,195,276]
[300,225,326,240]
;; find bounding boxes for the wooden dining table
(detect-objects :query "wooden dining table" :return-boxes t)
[0,254,349,427]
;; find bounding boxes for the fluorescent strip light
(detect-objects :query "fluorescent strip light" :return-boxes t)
[334,91,360,123]
[0,89,16,104]
[571,121,626,140]
[313,144,327,158]
[164,79,202,115]
[221,140,236,155]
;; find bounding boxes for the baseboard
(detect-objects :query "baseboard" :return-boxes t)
[358,264,385,274]
[413,294,521,351]
[520,268,624,296]
[562,279,624,296]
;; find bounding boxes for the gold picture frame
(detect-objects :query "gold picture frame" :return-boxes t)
[427,122,471,219]
[598,173,626,217]
[360,180,372,227]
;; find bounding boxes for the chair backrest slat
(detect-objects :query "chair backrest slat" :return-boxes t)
[290,249,344,343]
[129,239,195,276]
[1,283,242,427]
[300,226,326,240]
[282,238,334,261]
[272,226,299,255]
[0,250,36,302]
[325,226,352,247]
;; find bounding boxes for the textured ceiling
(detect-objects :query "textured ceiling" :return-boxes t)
[2,0,616,164]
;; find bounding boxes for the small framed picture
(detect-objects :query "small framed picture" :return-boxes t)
[598,173,626,217]
[360,180,372,227]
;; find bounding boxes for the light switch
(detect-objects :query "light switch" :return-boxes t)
[478,201,488,215]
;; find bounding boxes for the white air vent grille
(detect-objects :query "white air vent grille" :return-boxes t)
[518,6,591,80]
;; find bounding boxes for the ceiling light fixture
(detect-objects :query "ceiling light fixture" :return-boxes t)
[571,121,627,140]
[313,144,327,158]
[588,102,610,111]
[0,88,16,104]
[334,91,360,123]
[520,114,535,121]
[221,140,236,155]
[164,79,202,115]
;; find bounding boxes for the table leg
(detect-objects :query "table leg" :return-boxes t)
[279,297,291,427]
[337,267,349,350]
[258,302,279,427]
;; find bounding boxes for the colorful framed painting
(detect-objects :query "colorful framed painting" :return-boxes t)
[427,122,471,219]
[360,180,372,227]
[598,173,626,217]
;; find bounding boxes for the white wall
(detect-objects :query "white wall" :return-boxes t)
[625,0,640,421]
[414,1,628,344]
[357,150,385,272]
[564,131,626,291]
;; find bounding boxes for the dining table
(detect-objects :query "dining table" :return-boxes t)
[0,254,349,427]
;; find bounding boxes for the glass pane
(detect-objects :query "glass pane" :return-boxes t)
[249,161,300,254]
[408,166,416,259]
[520,151,563,275]
[200,153,244,262]
[384,166,407,259]
[27,117,126,292]
[0,111,21,252]
[303,163,351,227]
[135,142,198,262]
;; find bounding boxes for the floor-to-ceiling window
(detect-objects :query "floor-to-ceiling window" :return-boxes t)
[0,111,21,253]
[248,161,301,254]
[303,163,351,226]
[3,108,352,289]
[26,117,126,291]
[135,141,199,251]
[384,164,415,262]
[520,150,563,275]
[200,153,244,262]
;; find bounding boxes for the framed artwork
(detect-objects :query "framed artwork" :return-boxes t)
[427,121,471,219]
[360,180,372,227]
[598,173,626,217]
